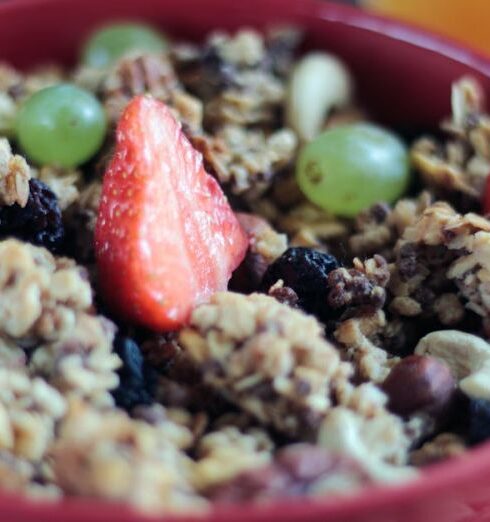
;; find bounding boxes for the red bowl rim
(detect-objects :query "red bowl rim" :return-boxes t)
[1,0,490,520]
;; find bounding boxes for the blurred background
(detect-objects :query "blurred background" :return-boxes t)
[356,0,490,57]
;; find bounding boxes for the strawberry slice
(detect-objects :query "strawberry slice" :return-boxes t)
[95,96,248,331]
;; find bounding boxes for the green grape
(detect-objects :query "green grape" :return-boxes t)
[16,84,107,168]
[296,123,410,217]
[82,23,168,68]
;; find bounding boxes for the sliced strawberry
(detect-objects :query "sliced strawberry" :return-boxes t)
[95,96,248,331]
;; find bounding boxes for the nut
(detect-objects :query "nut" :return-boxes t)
[451,76,485,128]
[285,52,353,142]
[415,330,490,400]
[382,355,456,417]
[317,407,417,483]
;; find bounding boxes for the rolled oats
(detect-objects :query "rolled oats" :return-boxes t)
[0,239,92,340]
[391,203,490,327]
[0,369,66,462]
[0,138,31,207]
[180,290,409,471]
[30,314,120,407]
[193,424,274,491]
[180,292,349,438]
[411,77,490,201]
[191,125,297,200]
[51,399,207,513]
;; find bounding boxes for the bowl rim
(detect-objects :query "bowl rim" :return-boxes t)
[1,0,490,520]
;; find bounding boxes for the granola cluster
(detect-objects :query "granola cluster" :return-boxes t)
[329,256,398,384]
[173,28,300,200]
[0,238,120,408]
[193,423,274,491]
[0,239,93,339]
[191,125,297,199]
[0,369,66,462]
[51,399,206,514]
[76,53,204,132]
[179,291,410,472]
[411,77,490,203]
[390,202,490,331]
[175,28,299,128]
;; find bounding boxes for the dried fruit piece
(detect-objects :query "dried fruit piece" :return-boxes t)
[0,178,64,252]
[112,336,158,410]
[95,96,248,330]
[466,399,490,445]
[260,247,340,319]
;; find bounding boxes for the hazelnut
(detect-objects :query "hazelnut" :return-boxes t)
[415,330,490,400]
[382,355,456,417]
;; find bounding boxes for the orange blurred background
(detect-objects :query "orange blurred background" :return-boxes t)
[363,0,490,57]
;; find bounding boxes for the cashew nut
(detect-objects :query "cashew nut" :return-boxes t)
[286,52,353,142]
[318,407,417,483]
[415,330,490,400]
[451,76,484,128]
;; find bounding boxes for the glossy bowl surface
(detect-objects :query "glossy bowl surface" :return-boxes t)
[2,1,490,521]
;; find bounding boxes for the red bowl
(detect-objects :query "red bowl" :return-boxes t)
[2,0,490,521]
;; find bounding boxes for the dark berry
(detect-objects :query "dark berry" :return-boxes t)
[260,247,340,319]
[0,178,64,252]
[201,45,239,92]
[466,398,490,445]
[112,336,157,410]
[229,251,268,293]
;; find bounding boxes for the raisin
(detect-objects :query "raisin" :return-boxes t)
[466,399,490,445]
[229,251,269,293]
[201,46,238,91]
[112,336,158,410]
[260,247,340,319]
[0,178,64,252]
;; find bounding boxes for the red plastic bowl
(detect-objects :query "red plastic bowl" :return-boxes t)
[2,1,490,521]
